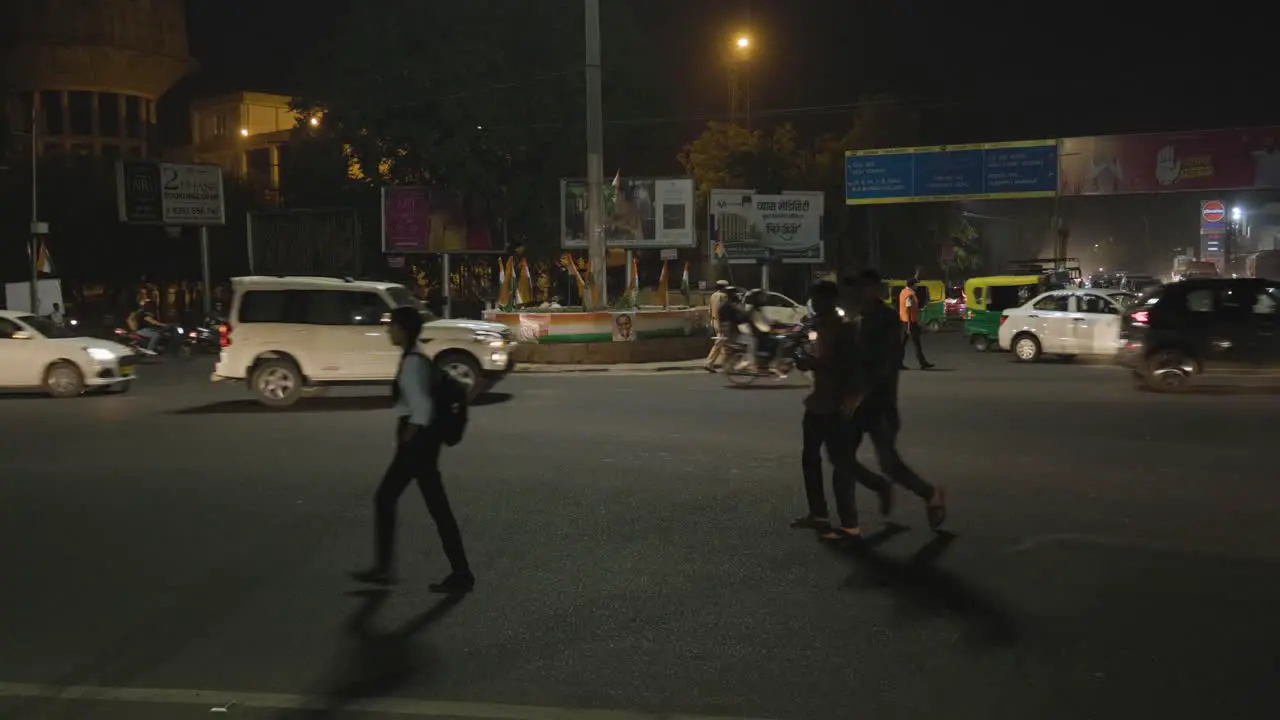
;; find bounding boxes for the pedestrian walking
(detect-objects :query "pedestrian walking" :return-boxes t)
[898,278,935,370]
[351,306,475,593]
[704,280,731,371]
[847,271,947,531]
[791,280,892,541]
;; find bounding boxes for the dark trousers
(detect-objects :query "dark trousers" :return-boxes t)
[801,412,890,528]
[901,322,929,367]
[374,421,469,573]
[850,408,935,501]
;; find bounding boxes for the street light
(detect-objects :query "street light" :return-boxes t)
[728,32,753,126]
[239,127,249,137]
[736,34,750,50]
[1232,206,1243,221]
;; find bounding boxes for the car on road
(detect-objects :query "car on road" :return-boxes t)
[998,288,1137,362]
[1117,278,1280,391]
[0,310,137,397]
[212,276,516,407]
[751,290,809,326]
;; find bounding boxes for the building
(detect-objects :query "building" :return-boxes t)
[0,0,195,159]
[183,92,308,200]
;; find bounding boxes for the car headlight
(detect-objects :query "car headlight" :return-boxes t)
[85,347,116,361]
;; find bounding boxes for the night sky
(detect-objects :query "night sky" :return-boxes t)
[173,0,1280,150]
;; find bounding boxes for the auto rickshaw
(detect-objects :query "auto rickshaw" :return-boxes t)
[883,279,948,331]
[962,275,1041,352]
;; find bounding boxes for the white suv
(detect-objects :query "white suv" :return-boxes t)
[212,276,515,407]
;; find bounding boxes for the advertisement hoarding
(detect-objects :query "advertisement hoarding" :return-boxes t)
[845,140,1058,205]
[560,177,695,249]
[381,186,499,253]
[1059,127,1280,196]
[116,161,225,226]
[709,189,824,263]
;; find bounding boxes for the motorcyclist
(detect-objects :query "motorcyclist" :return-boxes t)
[127,301,170,354]
[743,289,780,371]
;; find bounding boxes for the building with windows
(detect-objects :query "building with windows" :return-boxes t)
[185,92,304,199]
[0,0,195,159]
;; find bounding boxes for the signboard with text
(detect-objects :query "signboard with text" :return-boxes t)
[845,140,1058,205]
[709,189,824,263]
[116,161,225,225]
[1059,127,1280,196]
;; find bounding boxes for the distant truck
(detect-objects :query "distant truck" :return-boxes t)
[1172,256,1218,282]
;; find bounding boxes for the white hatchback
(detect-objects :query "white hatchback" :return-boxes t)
[0,310,137,397]
[998,289,1137,362]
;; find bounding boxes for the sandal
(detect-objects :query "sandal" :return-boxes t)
[819,526,862,542]
[926,487,947,531]
[790,515,830,530]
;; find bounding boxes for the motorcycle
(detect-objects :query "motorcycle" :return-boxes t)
[723,322,808,386]
[114,325,190,358]
[182,319,223,355]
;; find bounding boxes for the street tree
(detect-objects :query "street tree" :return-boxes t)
[678,122,806,201]
[289,0,654,258]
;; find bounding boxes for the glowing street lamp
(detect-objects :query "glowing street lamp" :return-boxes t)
[736,34,750,50]
[239,127,249,137]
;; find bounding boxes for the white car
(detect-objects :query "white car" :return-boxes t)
[751,290,809,326]
[998,289,1137,362]
[212,276,516,407]
[0,310,137,397]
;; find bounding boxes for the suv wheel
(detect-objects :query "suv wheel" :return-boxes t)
[437,351,483,402]
[252,358,304,407]
[1142,350,1195,392]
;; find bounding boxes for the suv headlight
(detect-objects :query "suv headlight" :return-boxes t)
[473,331,506,347]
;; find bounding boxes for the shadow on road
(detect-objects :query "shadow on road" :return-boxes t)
[1167,384,1280,396]
[275,589,466,718]
[171,396,395,414]
[723,382,808,391]
[471,392,514,406]
[835,530,1019,646]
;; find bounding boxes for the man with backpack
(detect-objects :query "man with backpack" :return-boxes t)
[350,306,474,594]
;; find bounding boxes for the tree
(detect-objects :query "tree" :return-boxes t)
[678,122,806,200]
[288,0,656,258]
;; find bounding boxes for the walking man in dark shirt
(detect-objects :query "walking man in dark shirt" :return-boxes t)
[791,280,893,540]
[845,270,948,531]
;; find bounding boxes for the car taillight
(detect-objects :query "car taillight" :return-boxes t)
[1130,310,1150,325]
[218,323,231,347]
[999,315,1008,325]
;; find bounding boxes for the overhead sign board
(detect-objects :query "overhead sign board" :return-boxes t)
[116,161,226,226]
[845,140,1058,205]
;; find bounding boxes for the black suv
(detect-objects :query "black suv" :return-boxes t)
[1117,278,1280,391]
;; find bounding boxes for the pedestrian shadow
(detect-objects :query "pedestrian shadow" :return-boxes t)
[274,589,466,718]
[1152,383,1280,396]
[835,531,1019,646]
[470,392,514,406]
[723,381,808,391]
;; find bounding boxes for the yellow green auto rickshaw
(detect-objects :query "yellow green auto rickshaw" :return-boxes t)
[963,275,1042,352]
[883,279,948,331]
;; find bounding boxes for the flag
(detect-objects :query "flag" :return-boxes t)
[562,253,586,302]
[518,258,533,305]
[713,238,725,259]
[680,262,691,304]
[657,260,669,307]
[611,169,621,189]
[496,257,510,308]
[504,256,517,309]
[28,239,54,275]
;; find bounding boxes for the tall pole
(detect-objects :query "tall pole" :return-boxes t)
[29,101,40,314]
[584,0,607,309]
[199,227,212,315]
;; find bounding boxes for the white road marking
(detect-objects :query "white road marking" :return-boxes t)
[0,682,775,720]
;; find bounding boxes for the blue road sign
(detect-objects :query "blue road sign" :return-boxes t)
[845,140,1058,205]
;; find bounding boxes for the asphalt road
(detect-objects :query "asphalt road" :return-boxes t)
[2,334,1279,720]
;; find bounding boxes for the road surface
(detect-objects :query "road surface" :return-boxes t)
[2,336,1278,719]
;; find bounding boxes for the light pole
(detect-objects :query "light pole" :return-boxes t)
[9,105,42,313]
[584,0,607,308]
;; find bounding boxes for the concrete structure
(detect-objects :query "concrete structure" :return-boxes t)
[0,0,195,159]
[181,92,304,203]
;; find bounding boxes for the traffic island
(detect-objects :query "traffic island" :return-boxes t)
[482,307,711,365]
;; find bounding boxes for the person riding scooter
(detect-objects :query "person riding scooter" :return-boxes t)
[127,301,172,354]
[743,289,782,371]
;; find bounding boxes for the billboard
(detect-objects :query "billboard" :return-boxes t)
[117,161,226,226]
[560,177,695,249]
[709,189,824,263]
[381,186,498,253]
[845,140,1058,205]
[1059,127,1280,196]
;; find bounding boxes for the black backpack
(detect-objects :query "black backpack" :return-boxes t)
[429,359,469,447]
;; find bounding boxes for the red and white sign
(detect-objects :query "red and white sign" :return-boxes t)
[1201,200,1226,223]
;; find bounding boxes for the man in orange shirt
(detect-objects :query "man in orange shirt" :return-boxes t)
[898,278,934,370]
